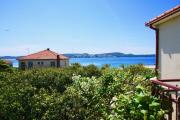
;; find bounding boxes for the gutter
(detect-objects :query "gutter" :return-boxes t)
[149,25,159,75]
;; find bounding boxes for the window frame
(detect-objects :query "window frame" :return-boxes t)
[50,61,55,67]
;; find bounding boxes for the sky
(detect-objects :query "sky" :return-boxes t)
[0,0,179,56]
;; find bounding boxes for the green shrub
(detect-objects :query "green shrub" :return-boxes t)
[0,60,13,72]
[0,64,165,120]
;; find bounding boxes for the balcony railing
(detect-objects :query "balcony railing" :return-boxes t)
[151,79,180,120]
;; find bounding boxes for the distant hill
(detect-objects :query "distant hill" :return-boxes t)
[64,52,155,58]
[0,53,155,59]
[0,56,18,59]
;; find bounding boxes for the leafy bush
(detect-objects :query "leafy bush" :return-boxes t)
[0,64,165,120]
[0,60,13,72]
[69,63,101,77]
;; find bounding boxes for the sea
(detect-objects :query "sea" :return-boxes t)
[10,56,155,68]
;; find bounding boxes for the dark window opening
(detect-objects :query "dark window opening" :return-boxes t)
[20,62,26,70]
[51,61,55,67]
[28,62,33,68]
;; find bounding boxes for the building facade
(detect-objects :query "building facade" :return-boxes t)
[146,6,180,119]
[17,48,69,70]
[146,5,180,79]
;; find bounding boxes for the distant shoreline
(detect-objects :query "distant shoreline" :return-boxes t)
[145,65,155,69]
[2,57,155,68]
[0,52,155,59]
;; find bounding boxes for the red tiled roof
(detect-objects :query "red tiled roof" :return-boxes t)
[18,49,69,60]
[146,5,180,26]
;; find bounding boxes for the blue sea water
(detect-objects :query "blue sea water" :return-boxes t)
[11,56,155,68]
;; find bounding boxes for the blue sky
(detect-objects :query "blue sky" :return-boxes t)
[0,0,179,56]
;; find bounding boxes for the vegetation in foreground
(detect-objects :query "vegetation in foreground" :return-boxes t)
[0,60,166,120]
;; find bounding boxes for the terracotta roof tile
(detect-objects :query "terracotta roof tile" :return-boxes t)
[17,49,69,60]
[146,5,180,26]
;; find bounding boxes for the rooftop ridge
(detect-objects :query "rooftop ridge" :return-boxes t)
[146,5,180,26]
[17,49,69,60]
[48,49,59,56]
[22,49,48,58]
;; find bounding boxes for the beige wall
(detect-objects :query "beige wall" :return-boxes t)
[19,59,69,69]
[158,15,180,79]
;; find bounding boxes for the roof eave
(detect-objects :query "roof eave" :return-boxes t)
[146,6,180,28]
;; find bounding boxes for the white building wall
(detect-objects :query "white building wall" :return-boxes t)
[60,60,69,67]
[19,59,69,69]
[158,15,180,79]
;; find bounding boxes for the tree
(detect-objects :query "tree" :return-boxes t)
[0,60,13,72]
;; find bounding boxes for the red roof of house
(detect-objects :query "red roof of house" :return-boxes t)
[17,48,69,60]
[146,5,180,26]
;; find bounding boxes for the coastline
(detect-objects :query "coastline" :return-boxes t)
[145,65,155,69]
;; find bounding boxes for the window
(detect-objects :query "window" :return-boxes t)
[50,61,55,67]
[20,62,26,70]
[28,61,33,68]
[37,61,43,66]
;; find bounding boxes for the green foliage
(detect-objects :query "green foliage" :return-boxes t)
[112,85,165,120]
[0,64,166,120]
[69,63,101,77]
[0,60,13,72]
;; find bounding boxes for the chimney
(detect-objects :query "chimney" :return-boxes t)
[47,48,50,50]
[57,55,60,67]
